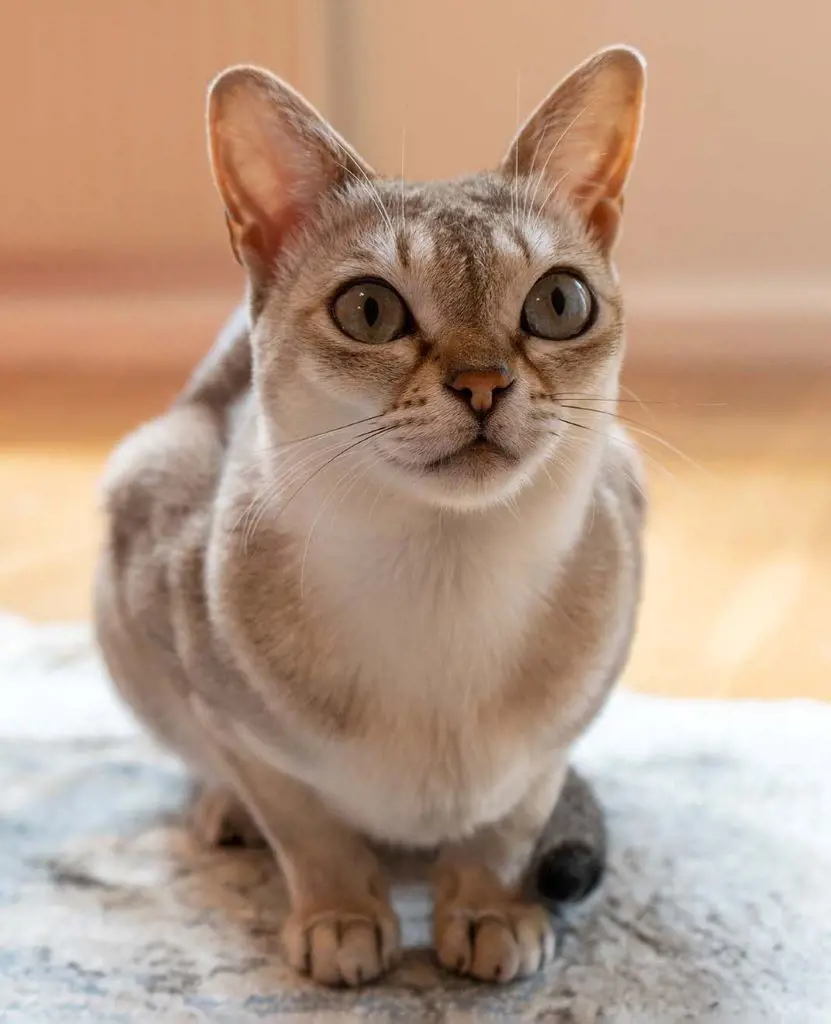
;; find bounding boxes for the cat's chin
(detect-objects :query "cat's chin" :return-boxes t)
[381,448,538,512]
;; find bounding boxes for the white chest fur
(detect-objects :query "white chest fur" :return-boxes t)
[298,454,595,706]
[222,448,602,846]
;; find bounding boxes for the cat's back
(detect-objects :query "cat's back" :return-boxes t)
[99,306,251,565]
[94,311,254,762]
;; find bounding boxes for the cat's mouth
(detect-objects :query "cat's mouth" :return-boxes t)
[421,436,517,473]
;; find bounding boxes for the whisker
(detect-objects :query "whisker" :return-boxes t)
[612,422,708,476]
[322,126,396,238]
[276,424,403,518]
[267,432,375,494]
[535,410,678,483]
[299,451,378,599]
[556,402,654,430]
[236,422,402,550]
[366,473,390,523]
[541,458,563,501]
[529,171,570,235]
[619,382,656,424]
[246,423,392,530]
[537,393,726,407]
[525,101,594,218]
[321,124,395,238]
[399,126,407,231]
[521,118,550,218]
[265,423,399,490]
[513,70,522,229]
[339,163,396,237]
[558,432,649,504]
[261,414,385,453]
[354,458,385,514]
[553,404,707,475]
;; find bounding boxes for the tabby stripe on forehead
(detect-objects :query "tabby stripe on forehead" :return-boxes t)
[394,230,411,269]
[434,212,499,315]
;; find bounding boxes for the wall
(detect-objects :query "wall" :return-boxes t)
[0,0,331,265]
[0,0,333,370]
[331,0,831,363]
[2,1,829,370]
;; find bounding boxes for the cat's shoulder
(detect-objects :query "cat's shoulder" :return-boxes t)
[601,424,648,522]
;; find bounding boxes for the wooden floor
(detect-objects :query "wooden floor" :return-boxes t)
[1,366,828,701]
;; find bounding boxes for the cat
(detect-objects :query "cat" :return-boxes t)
[94,45,646,987]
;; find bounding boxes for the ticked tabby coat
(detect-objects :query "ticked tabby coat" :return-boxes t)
[95,46,647,986]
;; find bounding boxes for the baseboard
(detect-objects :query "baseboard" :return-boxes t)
[625,281,831,366]
[2,280,829,374]
[0,289,241,374]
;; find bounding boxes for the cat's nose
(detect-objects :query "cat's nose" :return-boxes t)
[446,367,515,416]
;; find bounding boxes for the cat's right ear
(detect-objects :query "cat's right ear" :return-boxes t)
[208,66,374,276]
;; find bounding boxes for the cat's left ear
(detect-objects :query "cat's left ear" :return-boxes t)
[501,46,646,252]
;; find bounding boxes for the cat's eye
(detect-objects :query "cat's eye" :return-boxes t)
[521,271,594,341]
[331,279,410,344]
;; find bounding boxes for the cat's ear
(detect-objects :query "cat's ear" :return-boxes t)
[501,46,645,251]
[208,66,374,275]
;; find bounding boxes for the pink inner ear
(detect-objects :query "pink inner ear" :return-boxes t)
[216,131,303,270]
[503,50,644,239]
[221,120,342,271]
[210,67,378,275]
[586,197,623,252]
[233,203,306,272]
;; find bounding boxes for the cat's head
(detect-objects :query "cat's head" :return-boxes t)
[208,47,645,511]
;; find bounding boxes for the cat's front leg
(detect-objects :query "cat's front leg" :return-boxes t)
[199,729,401,987]
[432,759,567,983]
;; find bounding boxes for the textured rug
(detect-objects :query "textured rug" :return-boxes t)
[0,613,829,1023]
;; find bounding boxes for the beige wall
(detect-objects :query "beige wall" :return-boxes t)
[334,0,831,283]
[0,0,327,266]
[332,0,831,361]
[2,1,829,367]
[0,0,332,369]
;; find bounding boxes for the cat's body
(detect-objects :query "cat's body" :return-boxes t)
[95,48,646,986]
[98,311,641,847]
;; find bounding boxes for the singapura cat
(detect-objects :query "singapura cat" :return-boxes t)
[95,45,647,986]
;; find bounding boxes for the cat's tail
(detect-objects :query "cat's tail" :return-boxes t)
[526,766,606,906]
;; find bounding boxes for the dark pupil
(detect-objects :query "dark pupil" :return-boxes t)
[364,296,380,327]
[551,286,566,316]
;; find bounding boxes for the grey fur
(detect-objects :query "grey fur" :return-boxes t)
[95,47,647,987]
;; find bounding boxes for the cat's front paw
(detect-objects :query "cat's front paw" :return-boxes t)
[434,899,556,983]
[282,901,401,987]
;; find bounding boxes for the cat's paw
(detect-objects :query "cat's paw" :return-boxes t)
[282,902,401,987]
[434,899,556,983]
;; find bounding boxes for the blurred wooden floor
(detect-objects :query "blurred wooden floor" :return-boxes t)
[1,366,829,701]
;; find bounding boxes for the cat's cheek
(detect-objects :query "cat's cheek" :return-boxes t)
[294,343,417,408]
[524,334,622,397]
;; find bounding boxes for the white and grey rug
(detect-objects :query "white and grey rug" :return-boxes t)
[0,612,829,1023]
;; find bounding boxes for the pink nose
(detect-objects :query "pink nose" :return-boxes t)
[447,367,515,415]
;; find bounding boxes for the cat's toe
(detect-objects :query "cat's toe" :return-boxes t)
[435,901,556,983]
[282,904,400,987]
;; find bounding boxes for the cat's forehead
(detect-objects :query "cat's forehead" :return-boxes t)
[380,175,558,267]
[274,171,616,339]
[319,173,608,324]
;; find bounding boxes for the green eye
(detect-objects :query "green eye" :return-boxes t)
[522,271,594,341]
[332,279,410,344]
